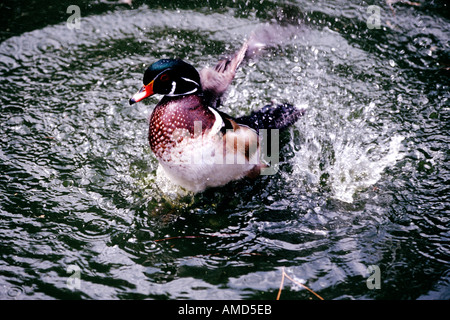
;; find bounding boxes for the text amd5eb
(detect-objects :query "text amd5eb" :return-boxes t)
[221,304,272,315]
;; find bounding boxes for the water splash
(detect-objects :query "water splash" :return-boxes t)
[329,134,404,203]
[291,101,405,203]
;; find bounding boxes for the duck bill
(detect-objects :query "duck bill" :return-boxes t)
[129,81,154,105]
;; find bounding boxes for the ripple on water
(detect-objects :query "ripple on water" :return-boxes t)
[80,218,111,240]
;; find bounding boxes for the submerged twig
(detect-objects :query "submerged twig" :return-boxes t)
[276,269,286,300]
[276,267,324,300]
[153,235,215,242]
[386,0,421,15]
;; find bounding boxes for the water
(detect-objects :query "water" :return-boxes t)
[0,0,449,300]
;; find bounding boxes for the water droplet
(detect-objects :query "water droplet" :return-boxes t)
[62,179,74,188]
[389,60,396,67]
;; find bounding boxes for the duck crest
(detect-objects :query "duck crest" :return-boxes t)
[149,95,216,159]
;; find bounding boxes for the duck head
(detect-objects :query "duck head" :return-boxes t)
[129,59,201,105]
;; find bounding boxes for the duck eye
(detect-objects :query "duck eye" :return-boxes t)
[159,74,170,82]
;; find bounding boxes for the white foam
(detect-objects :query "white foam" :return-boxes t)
[330,134,404,203]
[291,101,405,203]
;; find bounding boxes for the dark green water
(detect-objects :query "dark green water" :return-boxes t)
[0,0,449,300]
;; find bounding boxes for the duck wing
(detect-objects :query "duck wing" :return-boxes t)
[199,24,299,108]
[199,41,248,108]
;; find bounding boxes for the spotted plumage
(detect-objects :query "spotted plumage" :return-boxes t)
[129,28,304,192]
[148,95,216,159]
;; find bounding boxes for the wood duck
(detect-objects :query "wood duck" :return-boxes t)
[129,36,303,193]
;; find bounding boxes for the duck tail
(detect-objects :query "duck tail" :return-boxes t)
[236,103,305,132]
